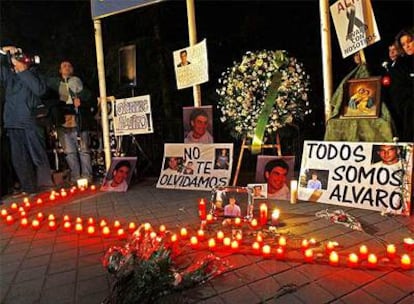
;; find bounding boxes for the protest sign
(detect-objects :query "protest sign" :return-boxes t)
[174,39,209,90]
[113,95,153,136]
[299,141,413,215]
[157,144,233,191]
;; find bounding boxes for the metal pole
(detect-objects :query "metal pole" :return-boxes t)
[319,0,333,122]
[94,19,111,170]
[186,0,201,107]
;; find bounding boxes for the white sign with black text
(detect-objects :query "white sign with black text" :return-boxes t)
[157,144,233,191]
[299,141,412,216]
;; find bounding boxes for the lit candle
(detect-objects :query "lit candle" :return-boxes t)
[75,223,83,233]
[87,226,95,235]
[180,227,188,238]
[271,209,280,226]
[278,236,287,247]
[250,218,258,228]
[6,215,14,224]
[20,218,29,227]
[275,247,285,259]
[259,203,268,226]
[262,244,271,257]
[301,239,309,250]
[329,251,339,266]
[63,215,70,222]
[252,241,261,254]
[198,199,207,221]
[190,236,198,248]
[208,238,216,249]
[36,212,44,221]
[48,221,57,231]
[113,220,121,228]
[223,237,231,247]
[386,244,396,259]
[197,229,205,240]
[403,238,414,251]
[63,221,71,231]
[231,240,239,250]
[144,222,151,231]
[19,211,27,218]
[234,217,241,226]
[400,254,411,270]
[290,180,298,204]
[87,217,95,225]
[23,197,29,204]
[99,219,107,227]
[326,241,337,254]
[256,233,263,243]
[206,214,213,223]
[91,185,96,191]
[11,203,18,211]
[117,228,126,239]
[61,190,67,197]
[31,219,40,230]
[102,226,111,236]
[49,194,56,201]
[367,254,377,268]
[76,217,82,224]
[36,198,43,205]
[1,209,7,217]
[159,224,166,234]
[304,249,314,262]
[347,253,359,268]
[216,231,224,242]
[359,245,368,259]
[170,233,178,242]
[128,222,137,232]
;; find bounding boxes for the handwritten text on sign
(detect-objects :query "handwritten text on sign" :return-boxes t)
[157,144,233,191]
[113,95,153,136]
[298,141,412,216]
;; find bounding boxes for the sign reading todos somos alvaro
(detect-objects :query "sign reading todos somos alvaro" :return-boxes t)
[298,141,413,216]
[330,0,380,58]
[91,0,165,19]
[157,144,233,191]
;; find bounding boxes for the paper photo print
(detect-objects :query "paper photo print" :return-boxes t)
[255,155,295,200]
[101,157,137,192]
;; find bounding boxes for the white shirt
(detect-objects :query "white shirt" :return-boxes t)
[267,184,290,200]
[184,130,214,144]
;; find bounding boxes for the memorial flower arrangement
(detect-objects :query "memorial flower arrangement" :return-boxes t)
[102,224,227,304]
[216,50,311,140]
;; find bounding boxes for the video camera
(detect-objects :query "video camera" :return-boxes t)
[13,50,40,67]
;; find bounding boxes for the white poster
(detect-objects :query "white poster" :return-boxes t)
[156,144,233,191]
[113,95,153,136]
[299,141,413,216]
[330,0,380,58]
[174,39,209,90]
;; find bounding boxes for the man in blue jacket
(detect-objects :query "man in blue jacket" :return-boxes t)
[0,45,54,195]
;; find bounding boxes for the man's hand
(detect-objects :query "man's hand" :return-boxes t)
[1,46,20,55]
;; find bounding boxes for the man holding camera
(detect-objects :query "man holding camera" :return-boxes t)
[0,45,54,195]
[46,60,93,185]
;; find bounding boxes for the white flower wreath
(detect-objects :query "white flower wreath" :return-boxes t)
[216,50,311,140]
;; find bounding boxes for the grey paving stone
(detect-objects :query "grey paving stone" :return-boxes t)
[39,283,75,304]
[43,270,77,289]
[219,285,261,304]
[14,264,48,283]
[3,279,43,304]
[362,277,407,303]
[235,263,269,284]
[339,288,383,304]
[295,282,336,303]
[249,276,281,302]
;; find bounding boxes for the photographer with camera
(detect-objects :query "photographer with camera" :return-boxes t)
[0,45,54,195]
[46,60,93,185]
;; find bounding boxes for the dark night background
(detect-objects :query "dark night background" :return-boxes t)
[0,0,413,193]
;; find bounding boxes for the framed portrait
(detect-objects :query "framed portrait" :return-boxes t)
[101,157,137,192]
[209,186,253,220]
[182,106,214,144]
[340,77,381,119]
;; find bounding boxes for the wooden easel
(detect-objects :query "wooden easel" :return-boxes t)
[232,133,282,186]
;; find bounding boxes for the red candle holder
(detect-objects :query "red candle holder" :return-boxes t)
[359,245,368,260]
[275,247,285,259]
[259,203,268,226]
[180,227,188,239]
[278,236,287,247]
[347,253,359,268]
[117,228,126,239]
[400,254,411,270]
[190,236,198,248]
[87,226,96,235]
[102,226,111,237]
[216,231,224,242]
[1,209,8,217]
[20,218,29,227]
[198,198,207,221]
[304,249,314,262]
[223,237,231,247]
[231,240,239,250]
[128,222,137,232]
[262,244,271,257]
[31,219,40,230]
[208,238,216,250]
[159,224,166,234]
[252,241,261,254]
[367,254,377,268]
[48,221,57,231]
[197,229,205,240]
[329,251,339,266]
[63,221,71,231]
[386,244,396,259]
[6,215,14,224]
[75,223,83,233]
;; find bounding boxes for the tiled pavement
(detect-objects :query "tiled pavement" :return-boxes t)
[1,178,413,304]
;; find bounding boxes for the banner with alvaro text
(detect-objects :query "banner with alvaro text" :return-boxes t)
[298,141,413,216]
[157,144,233,191]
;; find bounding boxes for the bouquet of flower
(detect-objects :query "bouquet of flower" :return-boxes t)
[102,224,227,304]
[216,50,311,140]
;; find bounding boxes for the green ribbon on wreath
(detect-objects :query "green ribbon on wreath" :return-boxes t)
[251,71,282,154]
